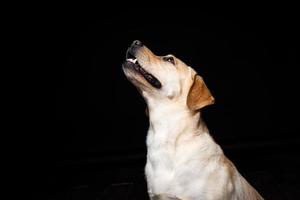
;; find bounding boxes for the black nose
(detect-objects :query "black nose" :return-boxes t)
[132,40,143,47]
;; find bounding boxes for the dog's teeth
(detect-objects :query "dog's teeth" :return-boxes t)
[127,58,137,63]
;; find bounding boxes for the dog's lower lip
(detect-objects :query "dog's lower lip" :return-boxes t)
[124,60,162,89]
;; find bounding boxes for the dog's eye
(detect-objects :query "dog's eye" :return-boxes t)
[163,56,175,65]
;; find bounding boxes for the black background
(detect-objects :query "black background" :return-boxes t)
[35,7,300,199]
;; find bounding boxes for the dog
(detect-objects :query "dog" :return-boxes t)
[122,40,264,200]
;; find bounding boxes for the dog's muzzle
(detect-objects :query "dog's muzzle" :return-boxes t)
[123,40,162,89]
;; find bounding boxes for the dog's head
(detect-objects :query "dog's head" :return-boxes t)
[122,40,214,111]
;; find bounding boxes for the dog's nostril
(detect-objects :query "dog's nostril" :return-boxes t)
[133,40,143,47]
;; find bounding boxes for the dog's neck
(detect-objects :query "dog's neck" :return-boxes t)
[146,98,209,144]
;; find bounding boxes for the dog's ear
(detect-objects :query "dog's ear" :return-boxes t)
[187,75,215,111]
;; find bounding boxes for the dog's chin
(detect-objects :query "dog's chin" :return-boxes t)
[122,59,162,89]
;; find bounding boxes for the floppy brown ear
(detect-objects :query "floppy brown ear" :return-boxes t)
[187,75,215,111]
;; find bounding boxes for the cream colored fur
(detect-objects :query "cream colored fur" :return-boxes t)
[123,41,264,200]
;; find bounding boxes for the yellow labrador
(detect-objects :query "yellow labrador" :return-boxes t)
[122,40,264,200]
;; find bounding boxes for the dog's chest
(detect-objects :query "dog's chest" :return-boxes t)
[145,142,177,194]
[146,130,177,173]
[145,131,200,195]
[144,129,227,199]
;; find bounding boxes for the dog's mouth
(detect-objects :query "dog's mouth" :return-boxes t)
[125,51,162,89]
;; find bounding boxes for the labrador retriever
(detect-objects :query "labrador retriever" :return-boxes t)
[122,40,264,200]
